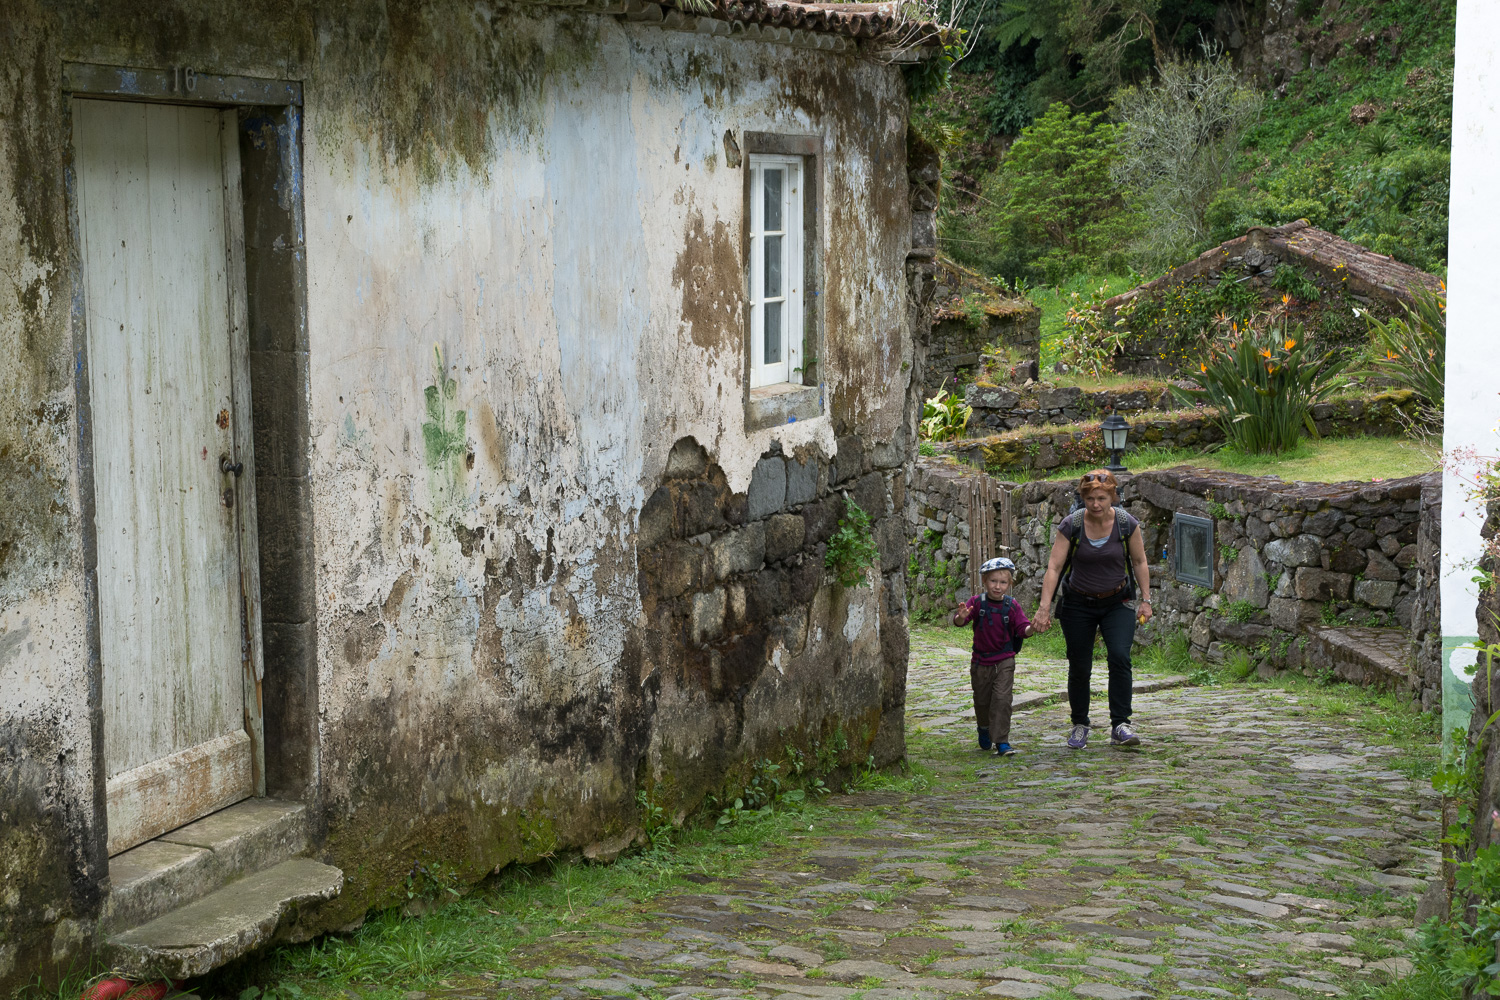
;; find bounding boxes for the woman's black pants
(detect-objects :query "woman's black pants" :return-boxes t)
[1058,594,1136,728]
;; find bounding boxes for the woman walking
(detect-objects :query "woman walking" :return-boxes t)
[1031,470,1153,749]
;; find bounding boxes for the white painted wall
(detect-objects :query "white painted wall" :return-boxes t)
[1442,0,1500,735]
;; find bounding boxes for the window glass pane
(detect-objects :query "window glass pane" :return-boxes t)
[764,235,782,298]
[764,301,782,364]
[764,168,782,232]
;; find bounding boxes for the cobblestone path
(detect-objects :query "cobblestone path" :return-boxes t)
[497,637,1439,999]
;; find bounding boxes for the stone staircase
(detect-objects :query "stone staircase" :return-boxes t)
[102,798,342,979]
[1303,626,1413,695]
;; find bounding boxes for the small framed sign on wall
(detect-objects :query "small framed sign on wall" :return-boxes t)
[1172,512,1215,588]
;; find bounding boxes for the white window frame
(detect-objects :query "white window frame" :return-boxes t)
[748,154,803,389]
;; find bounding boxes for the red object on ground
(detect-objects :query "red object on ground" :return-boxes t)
[121,984,174,1000]
[81,979,134,1000]
[82,979,180,1000]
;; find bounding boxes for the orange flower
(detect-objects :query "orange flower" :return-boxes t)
[1281,294,1292,306]
[1386,350,1399,360]
[1284,339,1297,350]
[1259,347,1273,358]
[1200,363,1208,373]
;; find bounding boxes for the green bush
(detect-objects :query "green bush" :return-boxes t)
[979,103,1141,284]
[1173,320,1347,454]
[921,389,972,441]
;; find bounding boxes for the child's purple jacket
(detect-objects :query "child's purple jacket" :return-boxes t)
[960,594,1032,665]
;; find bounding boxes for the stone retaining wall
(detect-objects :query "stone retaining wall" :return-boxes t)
[934,390,1421,476]
[965,383,1175,432]
[905,457,1442,710]
[926,257,1040,397]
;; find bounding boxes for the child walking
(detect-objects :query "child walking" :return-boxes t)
[953,557,1036,756]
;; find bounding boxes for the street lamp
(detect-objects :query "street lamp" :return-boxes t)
[1101,412,1131,473]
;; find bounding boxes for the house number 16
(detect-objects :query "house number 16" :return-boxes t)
[172,67,197,93]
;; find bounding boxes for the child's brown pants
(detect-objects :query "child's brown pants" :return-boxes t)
[970,656,1016,742]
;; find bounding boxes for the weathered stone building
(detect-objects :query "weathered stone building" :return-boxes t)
[0,1,940,989]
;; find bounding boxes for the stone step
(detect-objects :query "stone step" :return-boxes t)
[103,798,309,935]
[1304,626,1412,694]
[106,857,343,979]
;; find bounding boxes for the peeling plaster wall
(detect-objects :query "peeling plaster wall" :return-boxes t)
[0,2,919,989]
[304,10,915,925]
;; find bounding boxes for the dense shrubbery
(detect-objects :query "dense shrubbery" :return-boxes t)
[931,0,1455,297]
[960,103,1140,284]
[1120,261,1367,373]
[1111,52,1264,273]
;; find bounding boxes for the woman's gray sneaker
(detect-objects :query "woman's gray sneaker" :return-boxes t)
[1066,724,1090,749]
[1111,723,1141,746]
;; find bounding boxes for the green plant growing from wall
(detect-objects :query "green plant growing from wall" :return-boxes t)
[1271,264,1322,302]
[826,497,880,588]
[423,344,468,513]
[1221,599,1259,624]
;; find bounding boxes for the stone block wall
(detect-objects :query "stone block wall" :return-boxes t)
[905,458,1442,710]
[935,390,1420,477]
[925,256,1040,398]
[905,459,1011,617]
[640,436,911,788]
[965,383,1175,433]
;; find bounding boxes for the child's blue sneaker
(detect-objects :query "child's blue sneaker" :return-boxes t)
[995,743,1018,756]
[977,726,992,751]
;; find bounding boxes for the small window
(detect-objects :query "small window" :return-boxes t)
[748,154,803,388]
[1173,512,1214,588]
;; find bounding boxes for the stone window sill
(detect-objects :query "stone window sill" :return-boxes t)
[746,382,823,432]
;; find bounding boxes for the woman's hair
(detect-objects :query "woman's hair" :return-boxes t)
[1078,469,1119,501]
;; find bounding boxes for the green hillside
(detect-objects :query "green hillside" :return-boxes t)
[925,0,1456,284]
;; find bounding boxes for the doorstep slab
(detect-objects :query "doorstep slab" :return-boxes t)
[108,857,343,979]
[102,799,308,934]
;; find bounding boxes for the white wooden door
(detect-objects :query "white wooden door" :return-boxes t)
[73,99,259,856]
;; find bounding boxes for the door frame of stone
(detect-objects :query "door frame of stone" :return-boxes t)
[61,62,317,869]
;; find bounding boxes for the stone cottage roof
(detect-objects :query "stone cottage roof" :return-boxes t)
[1103,220,1443,314]
[617,0,948,51]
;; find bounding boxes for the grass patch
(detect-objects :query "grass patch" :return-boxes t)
[193,801,841,999]
[1022,435,1437,484]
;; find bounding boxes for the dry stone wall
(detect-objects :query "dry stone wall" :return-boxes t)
[925,257,1040,397]
[905,458,1442,710]
[936,390,1420,477]
[965,383,1175,433]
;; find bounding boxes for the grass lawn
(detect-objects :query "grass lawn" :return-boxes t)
[1019,434,1438,484]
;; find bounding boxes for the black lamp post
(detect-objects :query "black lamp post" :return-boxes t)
[1102,412,1131,473]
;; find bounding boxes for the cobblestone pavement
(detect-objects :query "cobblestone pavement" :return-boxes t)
[497,640,1440,1000]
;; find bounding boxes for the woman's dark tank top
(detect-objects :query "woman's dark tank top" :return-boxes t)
[1060,511,1137,594]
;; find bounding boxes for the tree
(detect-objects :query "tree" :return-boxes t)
[984,0,1219,112]
[985,102,1139,282]
[1111,51,1263,271]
